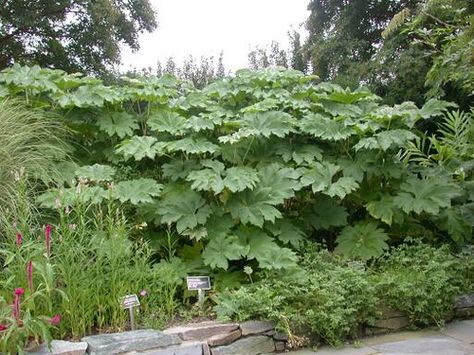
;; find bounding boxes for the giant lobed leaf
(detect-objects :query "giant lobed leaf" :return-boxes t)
[97,112,139,138]
[222,166,260,192]
[116,136,167,160]
[309,197,348,229]
[148,110,188,135]
[75,164,115,182]
[299,113,354,141]
[114,178,163,205]
[335,222,389,260]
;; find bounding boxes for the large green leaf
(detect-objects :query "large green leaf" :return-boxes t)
[393,176,460,215]
[223,166,260,192]
[266,218,306,248]
[162,160,200,181]
[299,113,355,141]
[258,163,301,204]
[335,222,389,260]
[148,109,187,135]
[309,197,348,229]
[227,187,282,227]
[354,129,417,151]
[186,160,225,194]
[202,235,249,269]
[116,136,166,160]
[366,195,398,225]
[299,161,359,198]
[114,178,163,205]
[167,137,220,154]
[75,164,115,182]
[157,189,213,233]
[97,112,139,138]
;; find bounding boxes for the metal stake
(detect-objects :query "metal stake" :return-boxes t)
[198,289,204,304]
[128,307,135,330]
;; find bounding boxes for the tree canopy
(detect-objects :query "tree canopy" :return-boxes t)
[0,0,157,74]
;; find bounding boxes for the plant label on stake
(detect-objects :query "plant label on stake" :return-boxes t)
[186,276,211,304]
[121,294,140,330]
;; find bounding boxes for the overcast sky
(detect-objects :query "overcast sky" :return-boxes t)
[120,0,310,73]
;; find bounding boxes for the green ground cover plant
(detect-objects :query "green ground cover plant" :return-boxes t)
[214,242,474,347]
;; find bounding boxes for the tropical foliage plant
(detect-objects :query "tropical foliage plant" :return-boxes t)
[0,65,472,274]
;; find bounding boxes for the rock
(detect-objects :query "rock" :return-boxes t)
[455,307,474,318]
[274,341,285,352]
[240,321,275,336]
[211,336,275,355]
[272,331,288,342]
[372,316,410,330]
[124,341,203,355]
[454,293,474,309]
[81,330,181,354]
[206,329,242,347]
[27,340,88,355]
[164,321,239,341]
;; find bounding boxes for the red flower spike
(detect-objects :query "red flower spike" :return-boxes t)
[16,233,22,247]
[14,288,25,296]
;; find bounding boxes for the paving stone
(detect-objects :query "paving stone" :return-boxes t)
[362,329,441,346]
[27,340,88,355]
[454,293,474,309]
[440,319,474,344]
[206,329,241,347]
[240,321,275,336]
[274,341,286,352]
[164,321,239,341]
[81,330,181,354]
[124,341,203,355]
[370,334,473,355]
[211,335,275,355]
[296,345,379,355]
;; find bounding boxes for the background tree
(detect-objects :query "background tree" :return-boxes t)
[0,0,157,74]
[304,0,420,88]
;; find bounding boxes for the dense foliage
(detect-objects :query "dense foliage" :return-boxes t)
[0,65,472,276]
[0,0,157,74]
[214,242,474,347]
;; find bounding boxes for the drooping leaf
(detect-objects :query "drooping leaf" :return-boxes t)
[116,136,166,160]
[354,129,417,151]
[437,208,472,244]
[419,99,457,119]
[366,195,398,225]
[309,197,348,229]
[114,178,163,205]
[202,235,249,269]
[240,111,296,138]
[335,222,389,260]
[167,137,220,155]
[157,189,213,233]
[148,109,187,135]
[266,218,306,248]
[97,112,139,138]
[75,164,115,182]
[162,159,200,181]
[299,113,354,141]
[227,187,282,227]
[222,166,260,192]
[186,160,225,194]
[393,176,460,215]
[258,163,301,204]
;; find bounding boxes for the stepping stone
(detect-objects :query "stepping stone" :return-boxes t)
[124,341,204,355]
[163,321,239,341]
[211,335,275,355]
[370,334,473,355]
[27,340,88,355]
[81,330,181,354]
[454,293,474,309]
[240,321,275,336]
[440,320,474,344]
[206,329,242,347]
[293,345,379,355]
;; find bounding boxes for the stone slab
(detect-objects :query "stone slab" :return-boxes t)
[240,321,275,336]
[440,319,474,344]
[370,334,473,355]
[164,321,239,341]
[293,345,379,355]
[124,341,203,355]
[27,340,88,355]
[454,294,474,309]
[81,330,181,354]
[207,329,241,347]
[362,330,441,347]
[211,335,275,355]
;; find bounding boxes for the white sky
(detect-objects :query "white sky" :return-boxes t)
[120,0,310,73]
